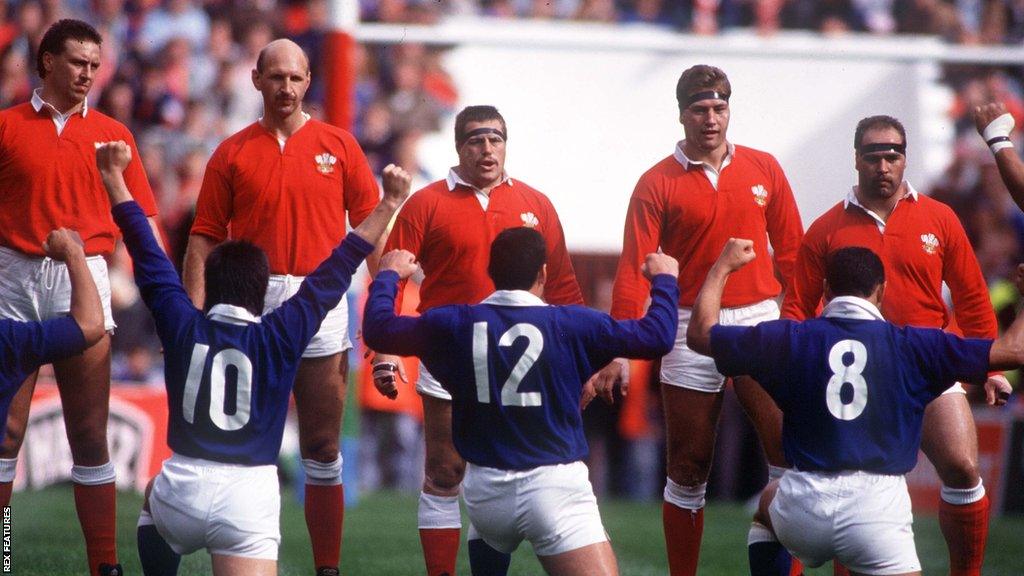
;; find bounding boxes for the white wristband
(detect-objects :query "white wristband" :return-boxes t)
[983,113,1015,153]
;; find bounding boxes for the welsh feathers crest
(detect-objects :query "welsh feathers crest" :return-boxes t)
[751,184,768,207]
[920,233,939,254]
[315,153,337,174]
[520,212,539,228]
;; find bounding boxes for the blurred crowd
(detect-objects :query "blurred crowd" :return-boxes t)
[2,0,1024,499]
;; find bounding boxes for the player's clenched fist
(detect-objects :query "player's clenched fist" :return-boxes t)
[641,253,680,279]
[381,163,412,205]
[713,238,756,273]
[974,102,1013,138]
[95,140,132,174]
[380,249,419,279]
[43,228,86,262]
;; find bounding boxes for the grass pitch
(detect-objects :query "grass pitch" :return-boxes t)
[8,486,1023,574]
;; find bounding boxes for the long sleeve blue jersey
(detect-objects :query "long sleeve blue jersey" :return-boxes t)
[710,315,992,474]
[113,201,372,464]
[364,271,679,470]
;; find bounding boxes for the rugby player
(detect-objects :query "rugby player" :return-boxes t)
[691,240,1015,576]
[597,64,804,575]
[782,116,1003,576]
[182,39,382,575]
[364,226,679,576]
[95,140,409,576]
[371,105,583,576]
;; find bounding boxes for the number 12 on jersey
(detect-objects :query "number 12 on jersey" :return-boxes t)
[472,321,544,407]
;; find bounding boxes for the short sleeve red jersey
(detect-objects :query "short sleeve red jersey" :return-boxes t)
[611,144,804,318]
[781,190,997,339]
[0,102,157,256]
[191,120,379,275]
[384,175,583,312]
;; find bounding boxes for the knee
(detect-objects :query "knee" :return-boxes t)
[64,418,108,456]
[299,434,340,462]
[665,458,710,488]
[424,457,465,493]
[1,422,27,457]
[935,456,981,488]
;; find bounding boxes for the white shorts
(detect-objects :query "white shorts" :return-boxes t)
[149,453,281,560]
[0,246,115,331]
[416,361,451,400]
[263,273,351,358]
[462,461,608,557]
[769,470,920,575]
[661,299,779,392]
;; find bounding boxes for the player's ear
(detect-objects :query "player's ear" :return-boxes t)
[536,264,547,289]
[873,281,886,306]
[822,279,833,303]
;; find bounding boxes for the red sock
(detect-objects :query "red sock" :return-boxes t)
[663,501,703,576]
[789,557,804,575]
[832,561,850,576]
[304,483,344,569]
[420,527,460,576]
[0,482,11,508]
[73,482,117,575]
[939,494,990,576]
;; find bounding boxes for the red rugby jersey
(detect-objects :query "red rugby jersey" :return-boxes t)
[0,101,157,256]
[781,189,997,338]
[191,120,379,275]
[611,144,803,318]
[384,174,583,312]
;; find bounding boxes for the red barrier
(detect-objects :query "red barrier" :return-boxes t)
[14,381,172,493]
[906,409,1012,514]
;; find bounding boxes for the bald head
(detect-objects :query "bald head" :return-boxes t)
[255,39,309,75]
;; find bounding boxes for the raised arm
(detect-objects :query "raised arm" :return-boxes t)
[352,164,411,246]
[43,229,104,345]
[263,166,412,362]
[591,253,680,404]
[975,103,1024,212]
[687,238,757,356]
[96,142,197,333]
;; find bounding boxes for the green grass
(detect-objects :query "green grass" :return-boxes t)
[8,486,1024,575]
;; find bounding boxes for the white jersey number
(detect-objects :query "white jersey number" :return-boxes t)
[183,344,254,431]
[473,322,544,407]
[825,339,868,421]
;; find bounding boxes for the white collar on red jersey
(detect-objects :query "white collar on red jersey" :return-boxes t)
[844,183,919,210]
[206,304,262,325]
[445,168,513,192]
[481,290,546,307]
[31,87,89,118]
[672,140,735,169]
[822,296,884,321]
[844,183,919,231]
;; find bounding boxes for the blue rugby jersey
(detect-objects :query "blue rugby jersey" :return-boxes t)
[710,297,992,474]
[0,316,86,444]
[113,201,372,464]
[364,271,678,470]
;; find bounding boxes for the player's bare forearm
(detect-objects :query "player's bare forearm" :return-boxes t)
[183,234,216,308]
[993,151,1024,212]
[66,250,104,345]
[688,266,729,356]
[99,169,133,206]
[689,239,756,355]
[353,164,411,248]
[42,229,104,344]
[989,303,1024,370]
